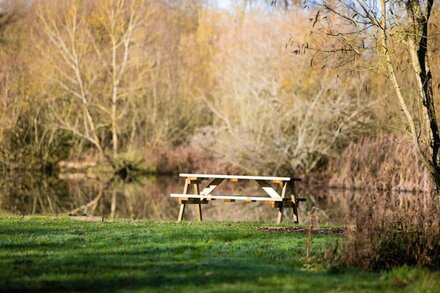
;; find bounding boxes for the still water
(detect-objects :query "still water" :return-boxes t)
[0,174,366,225]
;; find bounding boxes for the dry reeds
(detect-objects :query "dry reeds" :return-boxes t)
[327,136,434,192]
[340,191,440,270]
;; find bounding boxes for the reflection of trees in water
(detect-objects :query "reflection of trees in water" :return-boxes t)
[296,187,429,226]
[0,175,293,221]
[298,187,376,225]
[0,175,179,220]
[61,176,181,220]
[1,175,404,224]
[0,174,71,215]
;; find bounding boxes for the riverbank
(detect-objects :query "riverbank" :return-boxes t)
[1,216,439,292]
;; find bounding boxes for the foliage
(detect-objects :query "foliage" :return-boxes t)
[339,192,440,270]
[109,152,156,178]
[305,0,440,187]
[326,136,433,192]
[204,11,375,174]
[0,0,438,182]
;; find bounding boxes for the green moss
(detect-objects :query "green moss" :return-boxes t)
[0,216,439,292]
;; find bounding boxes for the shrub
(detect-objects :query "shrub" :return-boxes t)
[327,136,433,192]
[341,192,440,270]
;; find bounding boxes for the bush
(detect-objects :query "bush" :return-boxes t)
[341,192,440,270]
[327,136,433,192]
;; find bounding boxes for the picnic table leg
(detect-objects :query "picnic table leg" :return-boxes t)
[292,202,299,224]
[193,183,203,222]
[196,204,203,221]
[276,182,288,224]
[177,179,190,223]
[290,181,299,224]
[177,203,186,223]
[277,204,284,224]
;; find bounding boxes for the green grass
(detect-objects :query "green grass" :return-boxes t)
[0,216,439,292]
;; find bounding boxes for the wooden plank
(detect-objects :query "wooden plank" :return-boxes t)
[179,173,295,181]
[229,178,249,182]
[179,199,209,204]
[257,180,281,198]
[200,178,224,195]
[170,194,282,202]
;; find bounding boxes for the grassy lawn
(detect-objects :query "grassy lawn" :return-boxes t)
[0,215,439,292]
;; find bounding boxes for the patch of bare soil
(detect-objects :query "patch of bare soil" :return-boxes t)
[257,227,345,234]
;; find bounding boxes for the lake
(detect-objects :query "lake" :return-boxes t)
[0,174,388,225]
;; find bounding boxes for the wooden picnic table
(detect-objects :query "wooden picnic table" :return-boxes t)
[170,173,305,224]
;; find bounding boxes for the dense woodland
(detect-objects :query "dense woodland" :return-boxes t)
[1,1,440,277]
[0,0,439,190]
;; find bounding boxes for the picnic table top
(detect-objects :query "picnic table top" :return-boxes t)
[179,173,300,182]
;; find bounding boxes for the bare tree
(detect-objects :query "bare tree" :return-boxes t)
[37,0,152,157]
[296,0,440,187]
[205,12,373,174]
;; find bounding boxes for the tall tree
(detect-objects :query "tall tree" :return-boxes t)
[37,0,152,157]
[300,0,440,187]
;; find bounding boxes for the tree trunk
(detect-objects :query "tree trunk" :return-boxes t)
[380,0,440,190]
[406,0,440,188]
[111,35,119,157]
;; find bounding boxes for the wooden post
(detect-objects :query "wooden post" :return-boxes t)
[177,178,190,223]
[193,183,202,222]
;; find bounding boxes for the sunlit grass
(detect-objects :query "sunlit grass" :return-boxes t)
[0,215,439,292]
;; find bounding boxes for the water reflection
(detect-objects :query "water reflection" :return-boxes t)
[0,174,406,224]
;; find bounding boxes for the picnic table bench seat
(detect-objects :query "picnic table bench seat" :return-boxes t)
[170,173,305,224]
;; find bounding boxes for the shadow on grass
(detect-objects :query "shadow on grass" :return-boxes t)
[2,255,380,292]
[0,219,389,291]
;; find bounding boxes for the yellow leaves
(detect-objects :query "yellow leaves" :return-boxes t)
[281,78,295,93]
